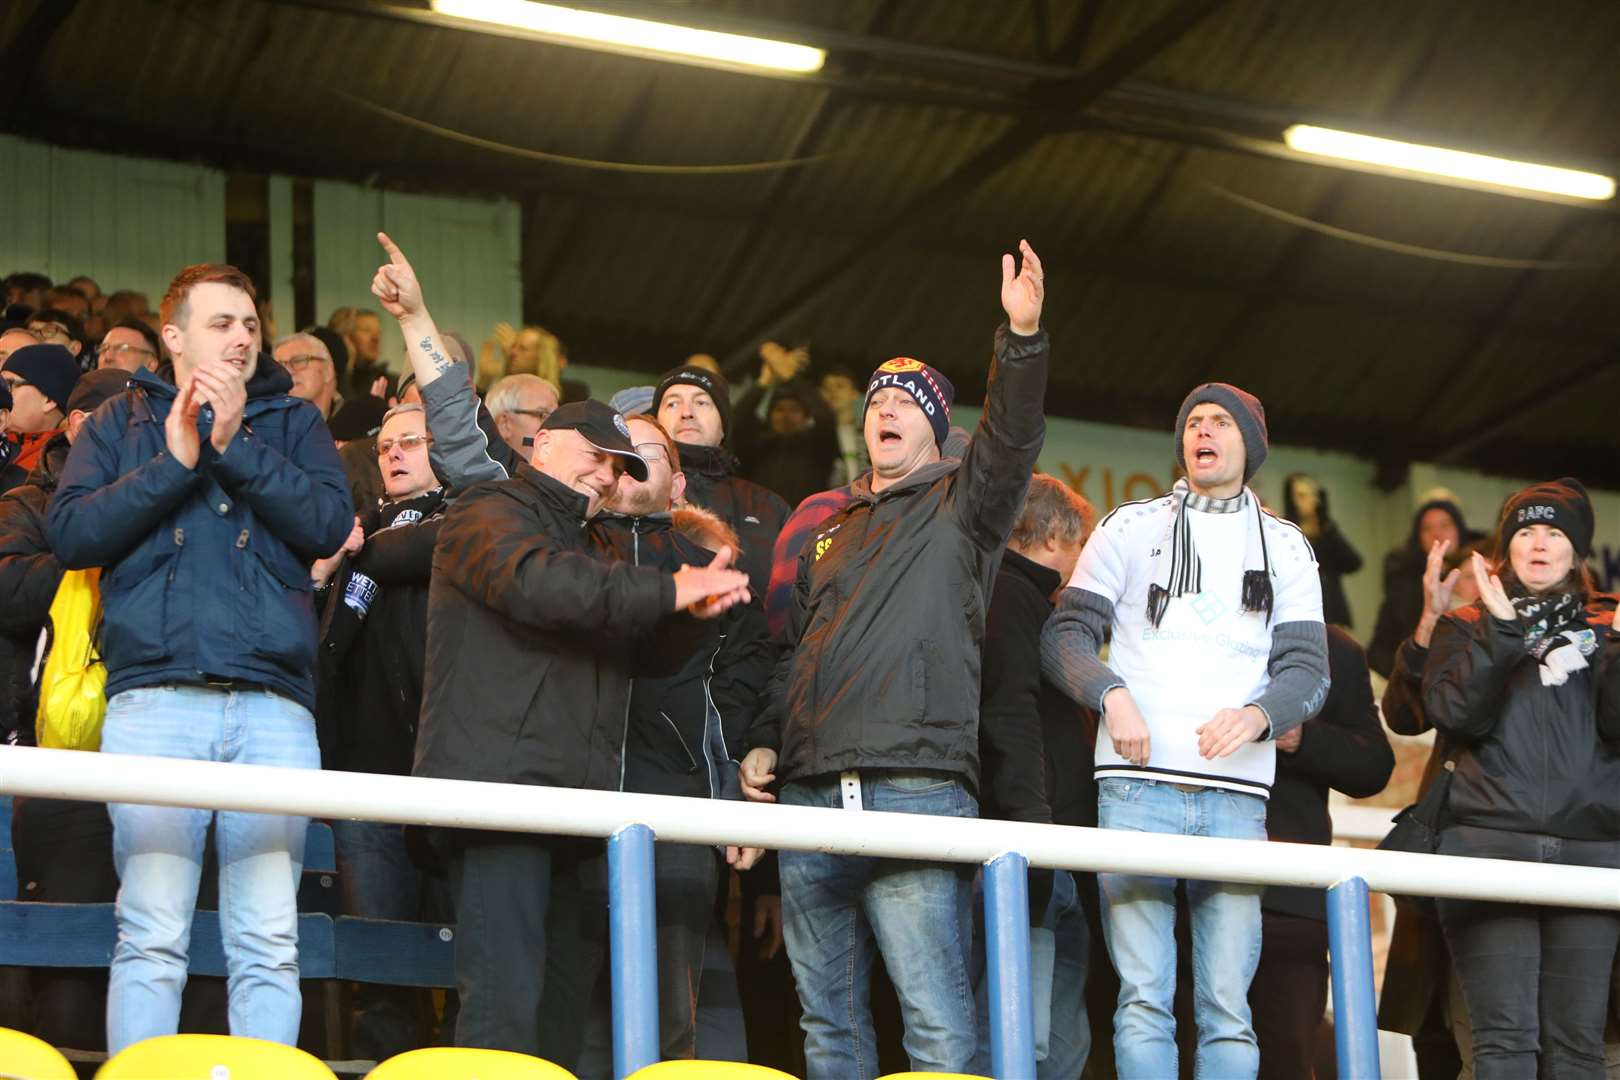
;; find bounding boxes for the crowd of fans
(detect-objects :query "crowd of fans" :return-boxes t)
[0,248,1617,1080]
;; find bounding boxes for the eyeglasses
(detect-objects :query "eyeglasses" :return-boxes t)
[276,353,329,372]
[1,374,25,392]
[508,406,553,423]
[376,433,433,456]
[97,342,157,362]
[28,323,70,343]
[633,442,669,464]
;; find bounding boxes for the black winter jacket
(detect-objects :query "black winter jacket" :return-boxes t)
[1264,626,1394,920]
[413,465,697,789]
[675,442,789,600]
[594,512,775,800]
[316,489,446,773]
[0,433,70,743]
[754,324,1049,789]
[47,360,352,711]
[1423,597,1620,842]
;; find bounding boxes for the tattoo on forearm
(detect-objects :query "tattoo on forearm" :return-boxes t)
[419,336,451,375]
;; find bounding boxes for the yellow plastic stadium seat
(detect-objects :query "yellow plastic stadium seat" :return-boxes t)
[367,1046,578,1079]
[95,1033,338,1079]
[0,1025,77,1080]
[626,1063,797,1079]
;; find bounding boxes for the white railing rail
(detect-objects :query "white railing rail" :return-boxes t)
[3,746,1616,910]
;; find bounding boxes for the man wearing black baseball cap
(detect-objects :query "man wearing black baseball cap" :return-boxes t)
[414,390,749,1057]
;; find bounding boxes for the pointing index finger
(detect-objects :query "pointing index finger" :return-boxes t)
[377,231,410,268]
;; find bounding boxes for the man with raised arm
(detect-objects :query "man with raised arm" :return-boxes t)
[737,241,1049,1079]
[1040,383,1330,1080]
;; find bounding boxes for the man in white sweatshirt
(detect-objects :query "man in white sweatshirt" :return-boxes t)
[1040,382,1329,1079]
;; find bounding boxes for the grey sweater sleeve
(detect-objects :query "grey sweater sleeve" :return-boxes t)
[1250,619,1331,739]
[1040,586,1127,710]
[422,367,509,494]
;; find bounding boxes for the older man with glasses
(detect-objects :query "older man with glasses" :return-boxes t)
[485,372,560,457]
[96,320,163,374]
[273,332,341,421]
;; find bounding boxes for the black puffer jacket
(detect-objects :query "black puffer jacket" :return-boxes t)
[1423,596,1620,841]
[413,465,699,789]
[0,433,70,744]
[675,442,789,599]
[316,489,446,773]
[594,512,775,800]
[753,325,1048,789]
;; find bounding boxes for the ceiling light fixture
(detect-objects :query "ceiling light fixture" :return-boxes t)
[1282,124,1615,202]
[428,0,826,74]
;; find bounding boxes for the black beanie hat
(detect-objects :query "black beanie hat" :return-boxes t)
[0,376,10,414]
[1173,382,1269,483]
[1500,478,1594,559]
[2,343,81,414]
[654,365,733,443]
[863,357,954,448]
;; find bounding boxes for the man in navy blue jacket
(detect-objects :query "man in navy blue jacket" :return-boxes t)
[47,263,352,1054]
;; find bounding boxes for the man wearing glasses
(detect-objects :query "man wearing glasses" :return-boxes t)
[26,309,87,366]
[273,332,341,422]
[486,372,560,459]
[96,320,163,374]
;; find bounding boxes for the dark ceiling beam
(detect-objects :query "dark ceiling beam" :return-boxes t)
[713,0,1232,370]
[0,0,82,117]
[689,0,903,334]
[1432,343,1620,465]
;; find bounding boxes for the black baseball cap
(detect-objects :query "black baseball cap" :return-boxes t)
[539,399,649,481]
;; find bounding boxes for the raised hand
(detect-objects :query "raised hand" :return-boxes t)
[372,232,426,322]
[1472,551,1516,620]
[1000,239,1044,335]
[164,378,202,470]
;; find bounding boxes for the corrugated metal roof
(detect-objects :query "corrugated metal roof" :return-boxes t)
[6,0,1618,478]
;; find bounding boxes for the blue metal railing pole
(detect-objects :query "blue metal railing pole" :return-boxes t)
[608,824,659,1079]
[984,851,1036,1079]
[1326,875,1380,1079]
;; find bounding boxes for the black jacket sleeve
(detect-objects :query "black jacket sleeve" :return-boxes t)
[709,601,776,761]
[951,325,1049,552]
[1283,630,1393,799]
[1311,519,1363,577]
[0,490,62,636]
[1596,625,1620,749]
[979,573,1054,826]
[355,515,443,586]
[1421,605,1525,741]
[1381,637,1431,736]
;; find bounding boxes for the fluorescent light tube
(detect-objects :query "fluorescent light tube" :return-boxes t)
[429,0,826,74]
[1283,124,1614,201]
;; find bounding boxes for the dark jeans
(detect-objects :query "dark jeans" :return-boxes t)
[1249,910,1328,1080]
[579,842,720,1078]
[1437,825,1620,1080]
[448,832,607,1061]
[331,819,452,1060]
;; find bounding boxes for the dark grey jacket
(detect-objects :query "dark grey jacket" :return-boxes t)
[751,324,1049,790]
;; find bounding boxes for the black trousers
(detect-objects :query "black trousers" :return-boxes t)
[1437,825,1620,1080]
[1249,910,1329,1080]
[448,832,607,1063]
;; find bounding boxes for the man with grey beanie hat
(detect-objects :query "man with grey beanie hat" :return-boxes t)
[1041,381,1329,1079]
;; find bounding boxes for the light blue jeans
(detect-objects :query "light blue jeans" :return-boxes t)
[1097,777,1266,1080]
[100,685,320,1053]
[778,771,978,1080]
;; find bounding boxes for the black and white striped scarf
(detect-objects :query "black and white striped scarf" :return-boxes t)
[1146,478,1274,628]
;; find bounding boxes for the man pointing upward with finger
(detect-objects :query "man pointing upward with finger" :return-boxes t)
[1040,382,1329,1079]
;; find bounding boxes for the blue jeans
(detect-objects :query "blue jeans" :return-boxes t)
[778,771,977,1080]
[1097,777,1265,1080]
[100,685,320,1054]
[972,868,1091,1079]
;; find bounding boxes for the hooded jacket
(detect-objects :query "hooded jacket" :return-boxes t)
[1423,596,1620,841]
[46,359,351,710]
[412,464,701,789]
[752,325,1049,789]
[0,432,70,742]
[674,442,789,600]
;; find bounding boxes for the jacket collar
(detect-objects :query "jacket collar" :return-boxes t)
[24,430,72,491]
[516,461,593,521]
[674,440,737,479]
[1002,547,1063,601]
[596,509,673,533]
[849,457,960,503]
